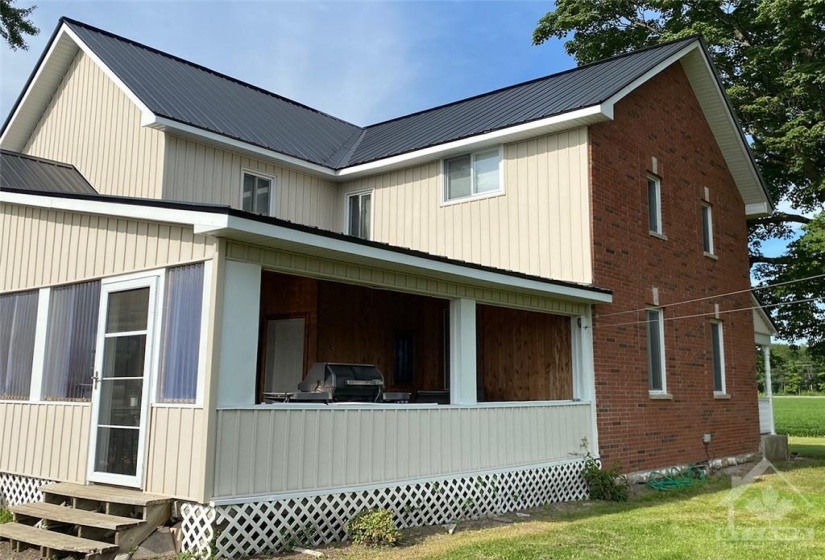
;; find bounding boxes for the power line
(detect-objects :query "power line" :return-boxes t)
[594,297,823,330]
[594,272,825,320]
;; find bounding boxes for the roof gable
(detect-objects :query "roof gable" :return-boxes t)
[0,17,771,213]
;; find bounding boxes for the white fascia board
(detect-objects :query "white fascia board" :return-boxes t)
[197,215,613,304]
[146,107,609,182]
[61,25,155,122]
[0,190,226,229]
[336,105,610,179]
[751,293,778,336]
[145,116,339,178]
[0,30,79,150]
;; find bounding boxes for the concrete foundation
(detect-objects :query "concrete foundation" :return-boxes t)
[761,434,789,463]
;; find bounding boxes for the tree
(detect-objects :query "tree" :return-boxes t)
[1,0,38,51]
[533,0,825,356]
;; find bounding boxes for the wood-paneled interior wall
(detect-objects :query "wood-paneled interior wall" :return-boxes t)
[478,305,573,401]
[258,271,448,395]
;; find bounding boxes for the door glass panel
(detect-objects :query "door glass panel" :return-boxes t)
[102,336,146,378]
[106,288,149,333]
[94,426,140,475]
[97,379,143,427]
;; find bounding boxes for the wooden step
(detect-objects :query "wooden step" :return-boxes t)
[40,483,170,507]
[11,502,145,531]
[0,522,116,555]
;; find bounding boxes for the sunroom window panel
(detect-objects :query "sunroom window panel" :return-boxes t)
[446,155,472,200]
[43,281,101,401]
[473,149,500,193]
[158,263,204,403]
[0,291,38,400]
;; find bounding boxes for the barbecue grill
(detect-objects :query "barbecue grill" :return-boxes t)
[273,362,409,403]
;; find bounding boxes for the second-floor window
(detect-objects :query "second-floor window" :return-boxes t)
[444,147,502,202]
[242,171,274,216]
[711,321,726,394]
[648,175,662,235]
[702,203,714,255]
[347,191,372,240]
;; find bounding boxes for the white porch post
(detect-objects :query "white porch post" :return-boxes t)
[449,298,477,405]
[579,309,599,455]
[763,344,775,435]
[216,260,262,407]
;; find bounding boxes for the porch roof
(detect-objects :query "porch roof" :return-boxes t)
[0,187,612,305]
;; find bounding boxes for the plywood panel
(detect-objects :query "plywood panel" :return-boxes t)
[23,52,164,198]
[212,403,592,499]
[0,402,90,483]
[0,204,216,292]
[341,128,592,284]
[478,306,573,402]
[163,136,340,230]
[144,406,206,501]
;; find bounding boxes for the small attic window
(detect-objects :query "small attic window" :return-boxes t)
[241,170,275,216]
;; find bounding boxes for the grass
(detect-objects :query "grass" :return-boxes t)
[774,396,825,437]
[790,436,825,460]
[317,450,825,560]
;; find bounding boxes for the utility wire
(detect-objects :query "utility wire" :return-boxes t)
[594,272,825,320]
[594,297,823,330]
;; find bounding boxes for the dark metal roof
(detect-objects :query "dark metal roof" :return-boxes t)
[62,18,362,168]
[61,18,696,170]
[0,150,97,194]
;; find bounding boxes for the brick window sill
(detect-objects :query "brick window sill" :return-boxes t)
[704,252,718,260]
[649,231,668,241]
[714,393,731,400]
[649,392,673,400]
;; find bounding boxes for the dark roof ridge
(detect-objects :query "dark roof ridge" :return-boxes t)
[1,148,81,170]
[361,34,701,130]
[59,16,363,131]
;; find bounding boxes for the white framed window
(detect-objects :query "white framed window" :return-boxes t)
[443,147,502,203]
[702,203,714,255]
[42,280,101,401]
[346,191,372,240]
[157,263,205,404]
[646,308,666,393]
[241,170,275,216]
[711,321,726,394]
[0,290,38,400]
[648,175,662,235]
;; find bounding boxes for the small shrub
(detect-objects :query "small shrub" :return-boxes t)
[582,453,629,502]
[0,509,12,524]
[347,508,400,547]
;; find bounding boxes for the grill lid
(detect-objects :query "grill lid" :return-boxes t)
[298,362,385,401]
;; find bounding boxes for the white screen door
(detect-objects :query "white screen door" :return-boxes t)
[265,318,306,393]
[88,276,157,487]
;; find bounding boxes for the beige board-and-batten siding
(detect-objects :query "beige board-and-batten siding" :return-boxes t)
[0,402,90,484]
[0,203,216,292]
[225,242,589,317]
[162,135,341,231]
[342,128,592,285]
[145,406,207,500]
[212,402,592,499]
[22,51,165,199]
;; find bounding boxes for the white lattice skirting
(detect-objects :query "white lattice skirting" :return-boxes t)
[0,472,51,508]
[181,459,588,558]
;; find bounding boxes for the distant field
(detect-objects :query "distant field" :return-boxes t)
[774,396,825,437]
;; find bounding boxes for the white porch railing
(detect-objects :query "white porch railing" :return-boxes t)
[212,401,592,500]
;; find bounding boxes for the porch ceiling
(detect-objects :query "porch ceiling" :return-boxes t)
[196,213,612,306]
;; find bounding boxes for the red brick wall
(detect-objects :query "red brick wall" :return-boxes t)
[589,62,760,472]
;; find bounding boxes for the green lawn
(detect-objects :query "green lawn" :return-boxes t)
[774,396,825,437]
[790,436,825,460]
[323,455,825,560]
